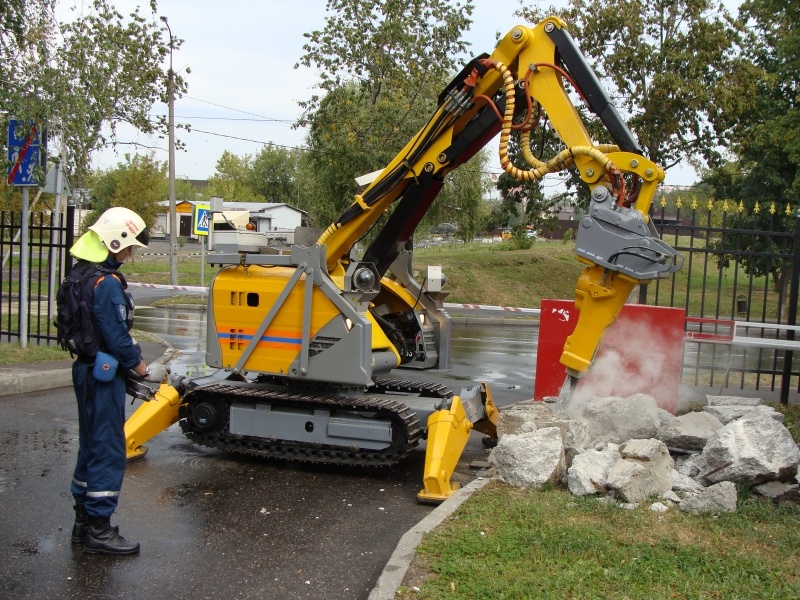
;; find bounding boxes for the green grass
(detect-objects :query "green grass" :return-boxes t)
[0,341,69,364]
[402,483,800,599]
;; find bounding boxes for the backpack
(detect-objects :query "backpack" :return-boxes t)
[54,261,118,358]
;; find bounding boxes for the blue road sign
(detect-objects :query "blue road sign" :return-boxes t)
[7,120,44,186]
[193,204,211,236]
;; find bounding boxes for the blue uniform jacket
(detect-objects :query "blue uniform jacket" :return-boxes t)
[92,256,140,370]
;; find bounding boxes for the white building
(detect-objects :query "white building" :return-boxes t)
[154,200,308,241]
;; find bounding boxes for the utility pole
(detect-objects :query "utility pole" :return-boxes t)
[161,15,178,286]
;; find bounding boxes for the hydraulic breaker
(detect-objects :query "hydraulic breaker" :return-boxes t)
[124,383,183,460]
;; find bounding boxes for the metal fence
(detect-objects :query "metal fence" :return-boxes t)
[0,205,74,345]
[1,201,798,402]
[643,200,800,404]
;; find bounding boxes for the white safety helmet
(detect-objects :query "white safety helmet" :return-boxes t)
[89,207,150,253]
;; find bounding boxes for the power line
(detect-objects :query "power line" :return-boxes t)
[184,95,295,122]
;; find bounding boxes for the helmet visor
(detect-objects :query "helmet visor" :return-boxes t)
[135,227,150,247]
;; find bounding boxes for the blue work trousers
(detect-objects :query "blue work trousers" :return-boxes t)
[70,361,127,518]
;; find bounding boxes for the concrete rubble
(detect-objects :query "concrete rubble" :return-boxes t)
[493,427,565,488]
[490,394,800,515]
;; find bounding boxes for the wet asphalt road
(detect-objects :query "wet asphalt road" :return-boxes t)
[0,381,446,599]
[0,312,535,599]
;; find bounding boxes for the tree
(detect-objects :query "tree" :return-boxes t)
[206,151,263,203]
[295,0,478,226]
[701,0,799,296]
[250,144,302,205]
[2,0,187,187]
[85,153,167,231]
[517,0,755,173]
[431,150,491,242]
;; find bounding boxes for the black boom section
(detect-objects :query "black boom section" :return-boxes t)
[362,172,443,277]
[546,25,642,154]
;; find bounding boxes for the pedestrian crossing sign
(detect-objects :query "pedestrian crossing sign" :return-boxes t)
[193,204,211,236]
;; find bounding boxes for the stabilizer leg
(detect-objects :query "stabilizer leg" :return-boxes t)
[417,396,472,504]
[124,383,183,461]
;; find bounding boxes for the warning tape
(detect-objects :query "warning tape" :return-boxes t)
[128,282,541,315]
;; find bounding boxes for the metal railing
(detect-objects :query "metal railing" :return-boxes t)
[642,202,799,404]
[0,205,74,345]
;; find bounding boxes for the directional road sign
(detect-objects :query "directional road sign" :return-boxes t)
[7,120,45,186]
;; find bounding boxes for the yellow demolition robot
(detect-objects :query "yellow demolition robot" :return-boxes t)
[124,17,681,503]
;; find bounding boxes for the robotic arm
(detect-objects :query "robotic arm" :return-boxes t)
[318,17,681,380]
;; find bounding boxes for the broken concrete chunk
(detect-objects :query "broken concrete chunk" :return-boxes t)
[566,448,621,496]
[703,404,784,425]
[694,413,800,486]
[661,490,682,504]
[606,439,674,503]
[492,427,565,489]
[649,502,669,513]
[680,481,738,514]
[656,408,675,429]
[752,481,800,500]
[671,469,705,493]
[706,395,764,407]
[568,394,662,446]
[658,411,723,451]
[496,403,553,437]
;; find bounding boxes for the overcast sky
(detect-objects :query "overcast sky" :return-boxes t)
[86,0,702,188]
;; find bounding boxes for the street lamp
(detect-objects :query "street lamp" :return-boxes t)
[160,15,178,286]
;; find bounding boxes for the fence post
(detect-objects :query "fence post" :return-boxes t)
[779,208,800,404]
[65,204,75,275]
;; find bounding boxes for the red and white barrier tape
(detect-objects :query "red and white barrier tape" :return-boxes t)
[128,282,541,315]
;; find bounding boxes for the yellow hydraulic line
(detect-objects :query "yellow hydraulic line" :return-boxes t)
[124,383,183,460]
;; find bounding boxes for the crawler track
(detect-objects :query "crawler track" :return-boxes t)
[179,379,453,467]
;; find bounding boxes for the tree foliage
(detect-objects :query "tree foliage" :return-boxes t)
[517,0,753,173]
[206,151,263,203]
[2,0,187,187]
[295,0,481,230]
[700,0,799,294]
[85,153,167,232]
[250,144,302,205]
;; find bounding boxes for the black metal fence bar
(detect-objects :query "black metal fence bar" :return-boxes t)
[0,206,73,345]
[646,204,799,404]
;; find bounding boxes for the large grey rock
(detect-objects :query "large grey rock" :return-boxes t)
[497,402,587,467]
[680,481,738,514]
[496,403,554,437]
[674,453,701,478]
[671,469,705,493]
[657,411,723,451]
[694,413,800,485]
[566,448,621,496]
[753,481,800,500]
[702,404,783,425]
[706,395,764,407]
[606,439,674,503]
[568,394,662,446]
[492,427,566,489]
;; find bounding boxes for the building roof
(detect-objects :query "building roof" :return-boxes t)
[157,200,307,215]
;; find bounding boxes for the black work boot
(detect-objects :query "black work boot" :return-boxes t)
[71,504,89,544]
[84,516,140,556]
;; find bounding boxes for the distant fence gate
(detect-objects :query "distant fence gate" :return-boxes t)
[0,205,75,346]
[644,202,800,404]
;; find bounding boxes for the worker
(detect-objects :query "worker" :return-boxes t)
[65,207,168,555]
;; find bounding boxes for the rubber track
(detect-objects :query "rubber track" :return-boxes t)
[179,379,452,467]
